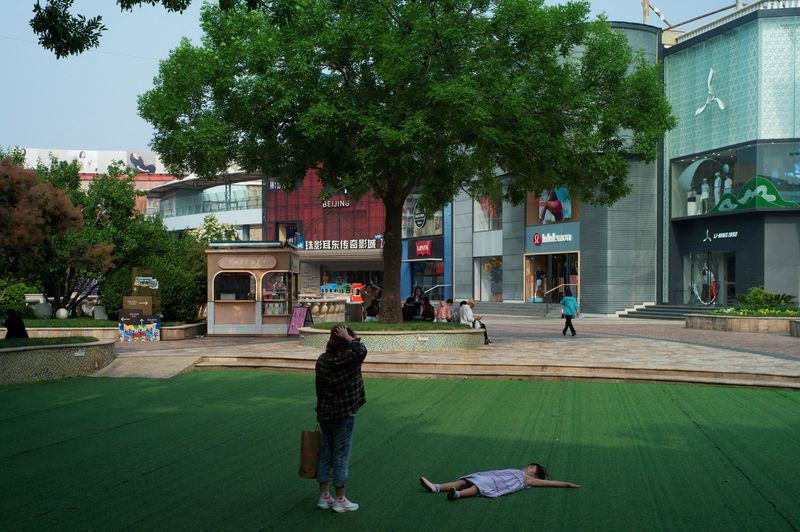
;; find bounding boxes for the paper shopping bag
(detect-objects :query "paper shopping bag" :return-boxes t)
[299,429,321,478]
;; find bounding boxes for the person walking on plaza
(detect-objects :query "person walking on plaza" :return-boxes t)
[560,288,579,336]
[315,326,368,513]
[459,299,491,344]
[419,463,580,501]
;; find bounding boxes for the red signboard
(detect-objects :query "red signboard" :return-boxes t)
[415,240,433,256]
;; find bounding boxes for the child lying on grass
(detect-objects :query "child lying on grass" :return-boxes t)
[419,463,580,500]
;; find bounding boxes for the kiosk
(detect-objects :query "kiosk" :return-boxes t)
[206,241,300,335]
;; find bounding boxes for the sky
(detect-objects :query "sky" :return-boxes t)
[1,0,720,152]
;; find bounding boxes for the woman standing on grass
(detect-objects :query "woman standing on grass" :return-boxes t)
[419,463,579,501]
[315,326,368,513]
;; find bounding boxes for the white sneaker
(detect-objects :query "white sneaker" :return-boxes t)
[317,494,335,509]
[332,497,359,513]
[419,476,439,493]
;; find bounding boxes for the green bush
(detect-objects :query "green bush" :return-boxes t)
[99,246,205,322]
[737,286,796,308]
[0,280,41,308]
[99,266,132,320]
[148,256,199,322]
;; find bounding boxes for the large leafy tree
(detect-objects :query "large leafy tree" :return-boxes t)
[29,0,267,58]
[139,0,674,322]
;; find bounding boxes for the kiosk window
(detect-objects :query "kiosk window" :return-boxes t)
[214,273,256,301]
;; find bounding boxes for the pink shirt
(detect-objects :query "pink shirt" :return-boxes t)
[435,303,451,320]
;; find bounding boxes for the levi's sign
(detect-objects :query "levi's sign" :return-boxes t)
[415,240,433,256]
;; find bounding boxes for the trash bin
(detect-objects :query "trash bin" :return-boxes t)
[345,302,363,322]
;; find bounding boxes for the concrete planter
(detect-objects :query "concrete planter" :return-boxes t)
[299,327,485,351]
[0,340,116,385]
[2,321,207,342]
[685,314,796,335]
[161,321,207,341]
[2,327,119,340]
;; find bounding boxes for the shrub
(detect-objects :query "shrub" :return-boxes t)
[0,279,41,308]
[737,287,797,308]
[99,266,132,319]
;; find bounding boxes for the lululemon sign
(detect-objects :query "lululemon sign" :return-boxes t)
[525,222,580,253]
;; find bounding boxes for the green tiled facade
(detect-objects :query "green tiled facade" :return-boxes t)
[665,16,800,160]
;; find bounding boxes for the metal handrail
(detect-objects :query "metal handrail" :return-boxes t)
[544,283,579,315]
[424,284,451,295]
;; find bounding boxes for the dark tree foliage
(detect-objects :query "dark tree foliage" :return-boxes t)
[29,0,273,58]
[0,156,83,277]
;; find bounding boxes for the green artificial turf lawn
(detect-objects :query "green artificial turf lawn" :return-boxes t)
[1,373,799,531]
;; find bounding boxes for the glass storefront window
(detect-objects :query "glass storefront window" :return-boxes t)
[671,141,800,218]
[474,256,503,301]
[682,252,735,306]
[214,272,255,301]
[525,253,579,303]
[262,272,298,316]
[525,187,580,226]
[474,196,502,232]
[402,194,444,238]
[410,262,445,301]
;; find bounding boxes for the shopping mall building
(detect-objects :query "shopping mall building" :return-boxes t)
[661,2,800,307]
[452,22,664,314]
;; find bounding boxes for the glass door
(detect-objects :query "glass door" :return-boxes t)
[684,252,734,306]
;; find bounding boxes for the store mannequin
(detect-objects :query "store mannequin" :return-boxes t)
[700,178,710,214]
[722,164,732,197]
[713,172,721,207]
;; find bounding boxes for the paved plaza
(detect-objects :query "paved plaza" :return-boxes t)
[104,316,800,388]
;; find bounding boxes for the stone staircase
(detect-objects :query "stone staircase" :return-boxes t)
[192,354,800,388]
[618,304,709,321]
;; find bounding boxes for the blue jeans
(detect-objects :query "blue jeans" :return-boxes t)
[317,416,355,487]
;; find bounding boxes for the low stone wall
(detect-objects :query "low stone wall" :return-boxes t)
[790,320,800,337]
[161,321,207,341]
[685,314,795,335]
[0,327,119,340]
[299,327,485,351]
[0,340,116,385]
[2,322,207,341]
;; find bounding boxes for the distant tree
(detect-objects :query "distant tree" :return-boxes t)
[0,156,83,279]
[139,1,675,322]
[29,0,268,58]
[187,214,240,243]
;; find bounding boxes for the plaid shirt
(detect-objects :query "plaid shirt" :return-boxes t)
[315,340,368,422]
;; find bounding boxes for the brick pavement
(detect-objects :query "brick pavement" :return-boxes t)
[103,316,798,385]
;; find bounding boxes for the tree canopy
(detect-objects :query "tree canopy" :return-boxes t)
[29,0,269,58]
[138,0,675,321]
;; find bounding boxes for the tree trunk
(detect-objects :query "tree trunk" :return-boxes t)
[380,190,407,323]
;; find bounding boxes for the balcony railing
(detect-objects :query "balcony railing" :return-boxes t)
[147,197,263,218]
